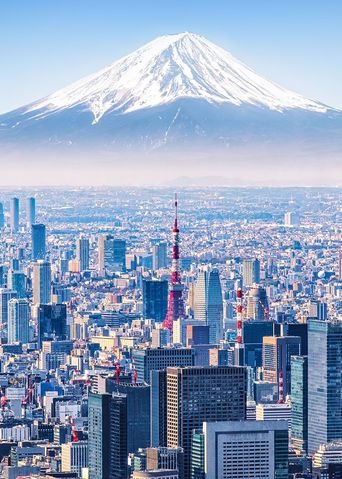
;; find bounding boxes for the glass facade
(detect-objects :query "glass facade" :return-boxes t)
[308,320,342,454]
[190,430,205,479]
[291,355,308,453]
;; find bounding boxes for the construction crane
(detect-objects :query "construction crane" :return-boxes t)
[258,299,269,321]
[69,416,79,442]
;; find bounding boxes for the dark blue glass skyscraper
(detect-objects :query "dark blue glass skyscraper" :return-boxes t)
[32,224,46,260]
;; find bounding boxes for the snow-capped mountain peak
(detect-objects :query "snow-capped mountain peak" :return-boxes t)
[25,31,327,124]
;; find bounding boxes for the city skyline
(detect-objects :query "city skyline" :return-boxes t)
[0,186,340,477]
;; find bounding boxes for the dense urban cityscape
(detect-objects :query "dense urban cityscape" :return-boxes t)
[0,187,339,478]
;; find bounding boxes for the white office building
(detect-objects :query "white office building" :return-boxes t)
[202,420,288,479]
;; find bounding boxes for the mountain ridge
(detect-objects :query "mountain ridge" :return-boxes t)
[0,31,341,181]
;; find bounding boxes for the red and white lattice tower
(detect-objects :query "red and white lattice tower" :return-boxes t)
[162,194,185,333]
[278,370,284,404]
[235,288,245,366]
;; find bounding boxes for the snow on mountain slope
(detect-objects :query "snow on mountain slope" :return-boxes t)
[23,32,327,125]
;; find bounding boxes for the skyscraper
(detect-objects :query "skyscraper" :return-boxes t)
[152,242,168,270]
[98,234,126,273]
[246,285,269,321]
[105,380,150,454]
[143,279,168,322]
[167,366,246,478]
[0,202,4,229]
[263,335,301,398]
[151,370,167,448]
[194,267,223,344]
[31,224,46,261]
[35,303,67,346]
[308,299,328,321]
[33,260,51,304]
[76,237,90,271]
[0,288,17,325]
[242,320,278,368]
[7,270,26,298]
[291,355,308,454]
[26,197,35,228]
[88,392,128,479]
[163,195,185,332]
[10,197,19,232]
[284,211,300,227]
[308,319,342,454]
[8,298,30,344]
[242,258,260,287]
[132,347,195,383]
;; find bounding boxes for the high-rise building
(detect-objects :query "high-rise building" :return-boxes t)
[0,202,4,229]
[151,370,168,448]
[61,441,88,476]
[242,320,278,368]
[308,319,342,454]
[246,285,269,321]
[26,197,35,228]
[284,211,300,227]
[88,392,128,479]
[76,237,90,271]
[308,299,328,321]
[10,197,19,232]
[105,380,150,454]
[143,279,168,322]
[132,347,195,383]
[196,420,288,479]
[152,242,168,270]
[193,267,223,344]
[7,270,26,298]
[33,260,51,304]
[242,258,260,287]
[31,224,46,261]
[263,336,301,397]
[166,366,246,478]
[98,234,126,273]
[281,322,308,356]
[8,298,30,344]
[0,288,17,325]
[291,355,308,454]
[35,303,67,346]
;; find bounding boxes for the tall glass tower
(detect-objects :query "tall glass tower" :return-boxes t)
[26,197,36,228]
[10,197,19,232]
[33,260,51,305]
[0,202,4,229]
[291,355,308,454]
[308,320,342,454]
[194,267,223,344]
[8,298,30,344]
[31,224,46,260]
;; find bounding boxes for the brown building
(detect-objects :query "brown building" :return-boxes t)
[263,335,301,397]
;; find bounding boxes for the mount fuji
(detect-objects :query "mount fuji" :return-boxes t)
[0,32,341,184]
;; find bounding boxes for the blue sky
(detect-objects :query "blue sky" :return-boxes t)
[1,0,341,113]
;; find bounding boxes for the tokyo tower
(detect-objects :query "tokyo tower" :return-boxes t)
[162,194,185,332]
